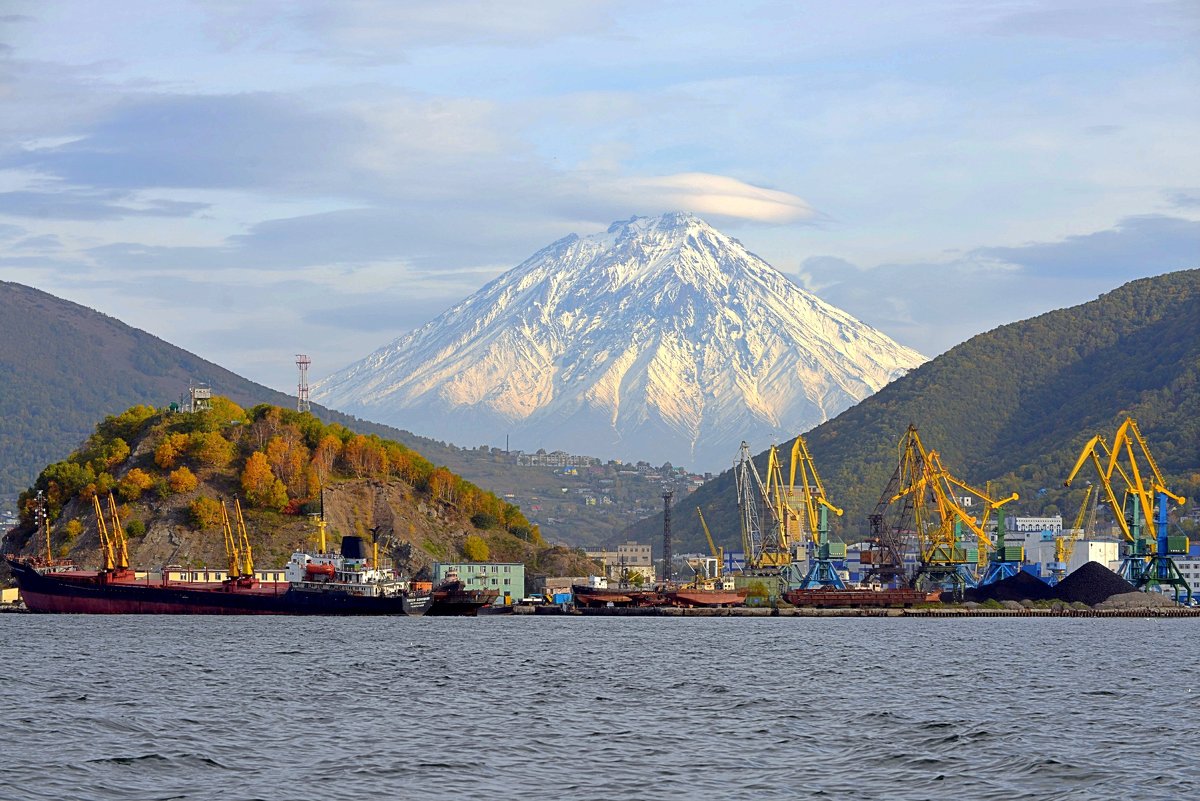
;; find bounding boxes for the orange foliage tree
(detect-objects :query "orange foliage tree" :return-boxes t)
[241,451,288,509]
[167,466,199,494]
[265,435,310,497]
[117,468,155,501]
[155,433,190,469]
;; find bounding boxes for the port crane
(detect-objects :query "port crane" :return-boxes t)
[220,498,257,585]
[930,472,1020,588]
[783,435,846,589]
[862,426,923,586]
[879,428,1018,597]
[695,507,727,586]
[735,441,790,569]
[1065,417,1190,602]
[1051,483,1098,583]
[976,492,1022,587]
[92,492,129,572]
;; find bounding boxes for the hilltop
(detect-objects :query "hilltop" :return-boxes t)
[626,269,1200,554]
[2,399,599,580]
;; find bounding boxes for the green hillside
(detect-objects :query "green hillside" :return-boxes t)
[627,269,1200,555]
[0,282,680,545]
[0,281,460,500]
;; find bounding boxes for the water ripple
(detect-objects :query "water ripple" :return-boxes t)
[0,616,1196,800]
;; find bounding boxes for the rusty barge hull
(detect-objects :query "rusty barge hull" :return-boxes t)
[783,588,939,608]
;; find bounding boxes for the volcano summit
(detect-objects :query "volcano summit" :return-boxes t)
[314,213,925,469]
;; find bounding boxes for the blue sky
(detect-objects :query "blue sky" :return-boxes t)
[1,1,1197,392]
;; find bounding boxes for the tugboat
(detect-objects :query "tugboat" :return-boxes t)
[6,494,431,616]
[425,568,500,616]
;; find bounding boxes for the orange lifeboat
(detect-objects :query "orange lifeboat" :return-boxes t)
[305,562,336,580]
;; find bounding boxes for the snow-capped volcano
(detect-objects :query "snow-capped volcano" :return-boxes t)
[314,212,925,470]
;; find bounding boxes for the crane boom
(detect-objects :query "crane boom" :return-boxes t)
[93,494,116,571]
[106,493,129,570]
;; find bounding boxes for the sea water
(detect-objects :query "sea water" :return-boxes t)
[0,615,1195,800]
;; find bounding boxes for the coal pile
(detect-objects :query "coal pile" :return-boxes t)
[966,570,1056,603]
[1052,562,1134,605]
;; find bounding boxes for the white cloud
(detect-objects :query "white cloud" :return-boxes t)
[611,173,816,224]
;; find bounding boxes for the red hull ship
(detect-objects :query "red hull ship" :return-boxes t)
[6,556,433,616]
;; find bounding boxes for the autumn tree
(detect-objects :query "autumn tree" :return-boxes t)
[241,451,288,509]
[117,468,155,501]
[311,434,342,483]
[265,435,310,497]
[190,431,235,468]
[189,496,222,529]
[462,534,490,562]
[155,433,190,469]
[167,466,199,494]
[340,434,389,480]
[428,467,457,505]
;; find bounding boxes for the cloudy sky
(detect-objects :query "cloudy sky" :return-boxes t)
[2,1,1198,393]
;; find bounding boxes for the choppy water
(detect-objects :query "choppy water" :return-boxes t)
[0,615,1196,801]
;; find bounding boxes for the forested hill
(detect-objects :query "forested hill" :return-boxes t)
[0,282,469,501]
[2,399,599,579]
[626,268,1200,555]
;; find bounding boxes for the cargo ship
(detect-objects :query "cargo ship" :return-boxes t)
[6,495,432,615]
[7,533,433,615]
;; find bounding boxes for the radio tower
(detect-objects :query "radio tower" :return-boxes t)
[662,490,674,584]
[296,354,311,412]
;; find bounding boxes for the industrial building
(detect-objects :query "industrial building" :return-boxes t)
[584,540,655,583]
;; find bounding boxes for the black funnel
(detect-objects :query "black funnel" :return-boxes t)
[340,535,368,560]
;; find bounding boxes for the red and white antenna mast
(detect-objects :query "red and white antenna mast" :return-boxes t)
[296,354,311,412]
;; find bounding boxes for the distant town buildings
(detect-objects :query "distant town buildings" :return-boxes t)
[516,449,602,467]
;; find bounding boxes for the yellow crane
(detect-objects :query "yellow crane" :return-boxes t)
[1065,417,1189,602]
[760,445,793,567]
[888,439,1017,595]
[1053,484,1096,582]
[93,494,116,571]
[219,498,256,583]
[735,441,789,569]
[696,507,724,585]
[92,492,128,572]
[785,435,847,589]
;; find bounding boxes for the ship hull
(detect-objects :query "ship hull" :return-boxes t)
[7,559,431,616]
[425,588,500,617]
[662,589,744,608]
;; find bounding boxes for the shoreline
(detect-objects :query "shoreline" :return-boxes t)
[547,605,1200,618]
